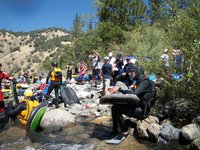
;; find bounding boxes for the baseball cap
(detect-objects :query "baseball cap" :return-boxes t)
[104,57,109,60]
[108,52,113,57]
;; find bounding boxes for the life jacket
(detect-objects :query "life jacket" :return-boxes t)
[17,99,39,125]
[50,67,62,82]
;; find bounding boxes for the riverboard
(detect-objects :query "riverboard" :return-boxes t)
[106,134,125,144]
[26,101,48,132]
[60,87,79,107]
[100,94,140,105]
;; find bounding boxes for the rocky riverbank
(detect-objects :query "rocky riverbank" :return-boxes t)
[1,80,200,150]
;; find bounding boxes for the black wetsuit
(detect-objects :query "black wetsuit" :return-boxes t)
[0,102,26,131]
[45,69,62,108]
[112,77,156,133]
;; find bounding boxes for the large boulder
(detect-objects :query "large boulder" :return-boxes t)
[40,109,75,129]
[181,124,200,141]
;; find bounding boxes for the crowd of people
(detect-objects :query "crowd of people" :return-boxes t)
[62,50,157,139]
[160,48,185,78]
[0,62,63,131]
[0,48,185,141]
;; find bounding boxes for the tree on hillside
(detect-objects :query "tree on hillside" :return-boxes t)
[95,0,147,30]
[72,13,83,38]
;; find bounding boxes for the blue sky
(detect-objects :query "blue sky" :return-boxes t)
[0,0,95,32]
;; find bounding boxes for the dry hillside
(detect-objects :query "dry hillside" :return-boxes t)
[0,28,72,77]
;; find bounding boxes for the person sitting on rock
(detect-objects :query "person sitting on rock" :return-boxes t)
[78,61,87,82]
[109,66,156,137]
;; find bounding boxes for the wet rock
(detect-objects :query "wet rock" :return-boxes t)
[181,124,200,141]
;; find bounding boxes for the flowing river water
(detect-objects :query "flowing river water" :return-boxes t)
[0,117,187,150]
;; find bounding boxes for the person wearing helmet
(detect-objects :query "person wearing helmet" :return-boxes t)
[1,89,39,129]
[15,89,39,125]
[108,66,156,137]
[45,62,62,108]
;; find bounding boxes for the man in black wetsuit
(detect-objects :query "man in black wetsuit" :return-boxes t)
[109,66,156,136]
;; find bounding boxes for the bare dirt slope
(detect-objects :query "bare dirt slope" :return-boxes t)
[0,29,71,77]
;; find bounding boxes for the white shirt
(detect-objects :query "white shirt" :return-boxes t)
[161,54,169,67]
[108,57,116,67]
[93,56,102,69]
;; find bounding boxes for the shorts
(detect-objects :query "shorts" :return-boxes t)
[103,79,110,88]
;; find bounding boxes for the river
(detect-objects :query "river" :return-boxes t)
[0,119,187,150]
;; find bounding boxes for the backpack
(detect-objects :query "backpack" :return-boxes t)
[148,80,156,107]
[140,79,156,119]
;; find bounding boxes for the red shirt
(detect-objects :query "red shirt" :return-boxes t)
[79,64,86,76]
[0,71,9,89]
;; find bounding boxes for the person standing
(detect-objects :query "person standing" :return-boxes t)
[101,57,112,95]
[45,62,62,108]
[161,49,170,77]
[112,53,124,83]
[173,49,184,73]
[92,50,102,85]
[0,63,16,112]
[108,52,116,67]
[66,64,73,81]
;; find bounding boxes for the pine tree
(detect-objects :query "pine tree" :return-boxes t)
[72,13,82,38]
[95,0,147,30]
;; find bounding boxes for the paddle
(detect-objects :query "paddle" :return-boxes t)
[11,81,19,104]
